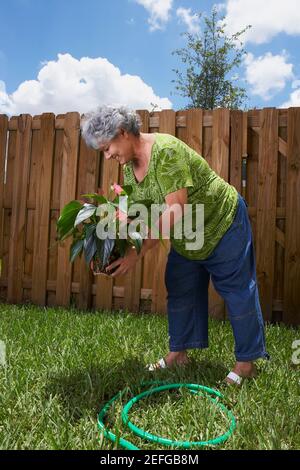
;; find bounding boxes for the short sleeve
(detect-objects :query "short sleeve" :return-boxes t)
[156,147,194,198]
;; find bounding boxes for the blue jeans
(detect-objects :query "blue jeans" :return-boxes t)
[165,193,270,362]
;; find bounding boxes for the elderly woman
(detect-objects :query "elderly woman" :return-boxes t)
[80,104,270,386]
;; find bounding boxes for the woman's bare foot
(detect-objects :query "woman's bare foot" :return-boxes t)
[164,351,190,368]
[225,361,257,385]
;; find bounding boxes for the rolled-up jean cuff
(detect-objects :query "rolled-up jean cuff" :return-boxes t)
[235,351,270,362]
[170,342,208,351]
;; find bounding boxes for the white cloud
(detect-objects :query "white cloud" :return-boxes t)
[220,0,300,44]
[0,81,12,110]
[134,0,173,31]
[281,86,300,107]
[292,80,300,89]
[0,53,172,117]
[244,51,294,100]
[176,7,201,34]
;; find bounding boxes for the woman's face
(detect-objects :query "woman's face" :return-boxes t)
[98,129,133,165]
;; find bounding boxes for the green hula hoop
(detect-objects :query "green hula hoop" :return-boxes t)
[97,381,236,450]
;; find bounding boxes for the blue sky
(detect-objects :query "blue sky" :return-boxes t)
[1,0,300,116]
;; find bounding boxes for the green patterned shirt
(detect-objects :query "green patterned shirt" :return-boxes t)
[123,132,238,260]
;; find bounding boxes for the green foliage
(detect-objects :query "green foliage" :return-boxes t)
[56,200,82,241]
[56,185,158,273]
[171,6,252,110]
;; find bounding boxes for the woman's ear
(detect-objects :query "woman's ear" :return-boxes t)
[119,128,128,139]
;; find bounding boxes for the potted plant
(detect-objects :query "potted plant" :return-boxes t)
[56,183,156,276]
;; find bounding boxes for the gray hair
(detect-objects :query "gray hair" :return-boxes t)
[80,104,143,150]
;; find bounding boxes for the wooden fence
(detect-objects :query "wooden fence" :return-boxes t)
[0,108,299,325]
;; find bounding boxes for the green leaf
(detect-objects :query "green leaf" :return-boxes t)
[57,200,82,223]
[121,185,133,196]
[80,193,108,204]
[58,227,76,242]
[83,233,97,264]
[129,231,143,254]
[84,223,97,240]
[57,200,83,240]
[70,239,84,263]
[98,237,115,267]
[74,203,97,227]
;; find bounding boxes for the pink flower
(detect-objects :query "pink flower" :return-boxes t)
[112,183,123,195]
[115,208,128,222]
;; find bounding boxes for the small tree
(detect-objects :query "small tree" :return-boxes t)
[171,7,252,110]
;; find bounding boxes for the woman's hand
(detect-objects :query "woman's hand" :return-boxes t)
[105,246,140,277]
[90,259,102,275]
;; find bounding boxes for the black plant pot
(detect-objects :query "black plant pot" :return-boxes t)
[92,245,120,275]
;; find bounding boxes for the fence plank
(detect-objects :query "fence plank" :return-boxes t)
[248,111,260,243]
[241,111,249,199]
[284,108,300,325]
[142,111,159,308]
[8,115,32,303]
[95,151,119,311]
[31,114,56,305]
[56,113,80,307]
[76,128,100,311]
[123,110,149,313]
[0,115,8,260]
[24,116,40,302]
[256,108,278,321]
[0,120,15,300]
[185,108,203,154]
[47,127,64,307]
[140,111,160,312]
[210,109,230,320]
[273,124,287,323]
[3,120,16,210]
[230,110,243,193]
[212,109,230,179]
[151,109,175,314]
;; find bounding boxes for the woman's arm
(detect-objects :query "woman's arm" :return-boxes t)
[104,187,188,276]
[140,186,188,255]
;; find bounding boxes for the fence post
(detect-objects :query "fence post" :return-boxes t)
[8,115,32,304]
[32,113,55,305]
[56,112,80,307]
[284,108,300,325]
[256,108,278,321]
[210,108,230,320]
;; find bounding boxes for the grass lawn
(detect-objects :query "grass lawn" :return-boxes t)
[0,303,299,450]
